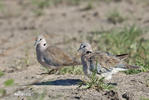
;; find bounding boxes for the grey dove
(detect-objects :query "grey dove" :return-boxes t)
[78,43,140,80]
[34,35,81,74]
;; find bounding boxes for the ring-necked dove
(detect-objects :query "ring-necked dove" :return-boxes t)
[34,35,81,74]
[78,43,140,80]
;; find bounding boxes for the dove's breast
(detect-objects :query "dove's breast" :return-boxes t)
[36,46,51,68]
[81,55,93,76]
[36,50,45,66]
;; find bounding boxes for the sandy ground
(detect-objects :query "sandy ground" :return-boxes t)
[0,0,149,100]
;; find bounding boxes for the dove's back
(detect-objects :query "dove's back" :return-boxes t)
[37,46,80,69]
[87,51,125,69]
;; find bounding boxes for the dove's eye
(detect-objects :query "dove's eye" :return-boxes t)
[43,43,46,46]
[83,45,86,48]
[40,38,42,41]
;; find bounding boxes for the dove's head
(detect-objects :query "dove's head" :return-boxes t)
[34,35,48,50]
[78,43,93,55]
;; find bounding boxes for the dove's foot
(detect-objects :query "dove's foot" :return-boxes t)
[39,69,58,75]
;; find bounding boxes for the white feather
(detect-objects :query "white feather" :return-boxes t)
[111,67,127,74]
[100,68,127,80]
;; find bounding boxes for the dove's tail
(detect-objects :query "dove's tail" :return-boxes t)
[125,65,141,69]
[62,57,81,66]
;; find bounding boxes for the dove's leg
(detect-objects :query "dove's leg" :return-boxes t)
[39,69,58,75]
[48,69,58,74]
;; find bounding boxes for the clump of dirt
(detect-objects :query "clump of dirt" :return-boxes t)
[104,90,120,100]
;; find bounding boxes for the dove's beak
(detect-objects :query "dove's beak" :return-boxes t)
[34,40,39,47]
[77,48,81,52]
[77,48,82,56]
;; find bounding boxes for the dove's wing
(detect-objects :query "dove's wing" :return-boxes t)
[43,46,79,66]
[94,51,128,60]
[115,53,128,60]
[86,51,125,71]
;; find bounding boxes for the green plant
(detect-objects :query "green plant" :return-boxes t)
[32,0,51,9]
[23,48,30,67]
[79,74,114,91]
[58,65,83,75]
[27,90,46,100]
[13,48,30,70]
[83,1,93,11]
[107,10,125,24]
[0,88,6,97]
[31,0,51,16]
[140,97,149,100]
[33,9,44,16]
[31,0,82,9]
[145,79,149,87]
[4,79,14,86]
[31,0,95,16]
[66,0,81,5]
[0,70,4,77]
[0,1,4,11]
[125,57,149,74]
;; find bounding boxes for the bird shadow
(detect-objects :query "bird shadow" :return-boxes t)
[32,79,83,86]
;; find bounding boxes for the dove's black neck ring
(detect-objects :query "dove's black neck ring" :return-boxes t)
[82,51,92,56]
[86,51,92,54]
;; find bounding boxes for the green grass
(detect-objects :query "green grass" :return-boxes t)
[27,90,46,100]
[23,48,30,67]
[100,0,122,3]
[88,25,149,74]
[145,79,149,87]
[31,0,85,9]
[58,65,83,75]
[31,0,93,16]
[82,1,93,11]
[0,1,4,11]
[64,0,82,5]
[82,77,114,91]
[0,88,6,97]
[79,69,114,91]
[31,0,51,16]
[4,79,14,86]
[33,9,44,16]
[140,97,149,100]
[31,0,51,9]
[0,70,4,77]
[107,10,125,24]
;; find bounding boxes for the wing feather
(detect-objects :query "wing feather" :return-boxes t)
[86,51,124,70]
[43,46,75,66]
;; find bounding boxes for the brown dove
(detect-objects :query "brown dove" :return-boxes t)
[34,35,81,74]
[78,43,140,80]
